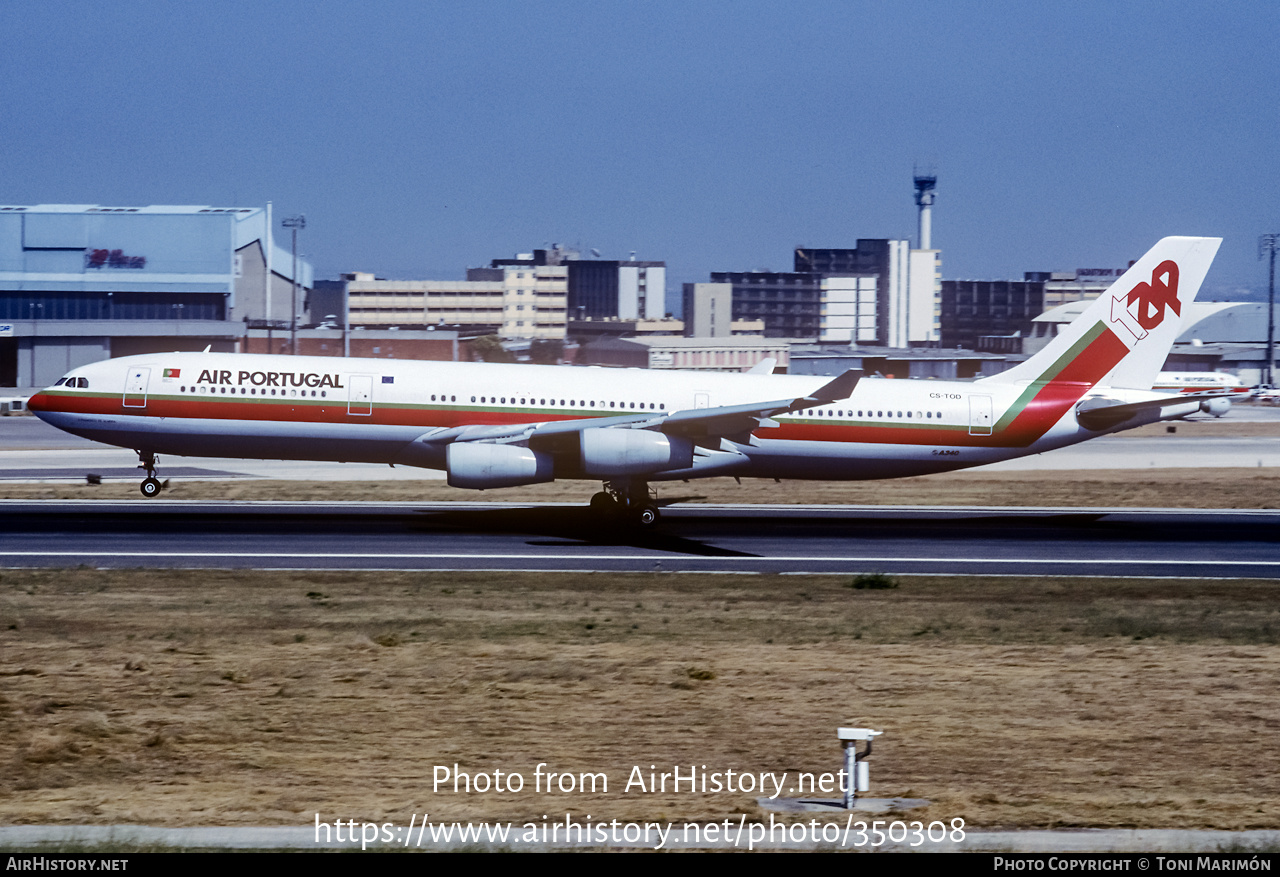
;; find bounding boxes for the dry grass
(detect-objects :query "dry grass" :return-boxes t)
[2,569,1278,830]
[6,467,1280,509]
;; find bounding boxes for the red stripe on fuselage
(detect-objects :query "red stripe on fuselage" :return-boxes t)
[29,391,604,430]
[994,325,1130,446]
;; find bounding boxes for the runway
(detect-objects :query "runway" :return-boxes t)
[3,500,1278,576]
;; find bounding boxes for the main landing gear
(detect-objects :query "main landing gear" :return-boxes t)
[590,479,660,528]
[137,450,168,498]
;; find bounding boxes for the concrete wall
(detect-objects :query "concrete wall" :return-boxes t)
[17,337,109,387]
[684,282,732,337]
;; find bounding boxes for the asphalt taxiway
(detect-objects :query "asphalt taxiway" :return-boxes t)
[3,413,1279,577]
[2,500,1278,576]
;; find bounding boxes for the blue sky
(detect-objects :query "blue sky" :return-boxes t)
[2,1,1277,301]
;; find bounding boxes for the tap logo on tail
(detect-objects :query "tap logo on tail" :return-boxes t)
[1109,260,1180,342]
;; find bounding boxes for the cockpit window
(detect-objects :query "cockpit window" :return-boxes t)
[77,377,89,389]
[53,378,67,386]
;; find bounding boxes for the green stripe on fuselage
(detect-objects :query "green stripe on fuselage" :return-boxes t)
[992,321,1108,433]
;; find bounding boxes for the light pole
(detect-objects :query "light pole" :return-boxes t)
[1261,235,1279,386]
[27,302,42,387]
[282,215,306,354]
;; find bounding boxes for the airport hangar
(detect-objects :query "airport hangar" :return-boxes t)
[0,204,314,389]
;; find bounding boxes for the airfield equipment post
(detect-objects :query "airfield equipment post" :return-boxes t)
[838,727,882,809]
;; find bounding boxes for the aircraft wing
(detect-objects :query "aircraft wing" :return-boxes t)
[413,369,862,451]
[1075,390,1232,431]
[529,368,862,450]
[656,369,862,440]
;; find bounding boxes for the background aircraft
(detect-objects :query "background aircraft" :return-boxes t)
[1151,371,1252,417]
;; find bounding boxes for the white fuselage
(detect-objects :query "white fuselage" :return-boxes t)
[28,350,1190,485]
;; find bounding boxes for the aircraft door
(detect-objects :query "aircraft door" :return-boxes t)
[123,367,150,408]
[348,375,373,416]
[694,392,709,409]
[969,395,993,436]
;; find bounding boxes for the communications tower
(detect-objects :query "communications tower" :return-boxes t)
[913,170,937,250]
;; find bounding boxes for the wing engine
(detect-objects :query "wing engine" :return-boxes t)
[404,369,862,488]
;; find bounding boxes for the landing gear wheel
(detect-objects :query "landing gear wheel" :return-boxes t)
[140,477,162,498]
[589,491,617,513]
[633,503,660,528]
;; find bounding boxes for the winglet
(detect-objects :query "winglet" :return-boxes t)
[790,369,862,410]
[746,357,778,375]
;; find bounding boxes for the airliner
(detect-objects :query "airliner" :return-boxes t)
[1151,371,1252,416]
[28,236,1225,526]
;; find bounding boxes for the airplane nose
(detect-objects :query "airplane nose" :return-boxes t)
[26,391,51,414]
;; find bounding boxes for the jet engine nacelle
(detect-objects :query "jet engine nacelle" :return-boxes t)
[1200,397,1231,417]
[580,428,694,476]
[446,442,554,489]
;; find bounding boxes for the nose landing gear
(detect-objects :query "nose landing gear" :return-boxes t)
[137,451,169,498]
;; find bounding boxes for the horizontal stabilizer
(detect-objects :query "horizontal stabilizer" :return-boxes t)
[1075,391,1228,431]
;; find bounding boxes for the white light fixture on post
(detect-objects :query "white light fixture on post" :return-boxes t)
[282,214,306,355]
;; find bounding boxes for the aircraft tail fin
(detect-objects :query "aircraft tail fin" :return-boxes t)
[982,236,1221,391]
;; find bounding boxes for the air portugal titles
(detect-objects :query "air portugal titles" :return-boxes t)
[194,369,346,390]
